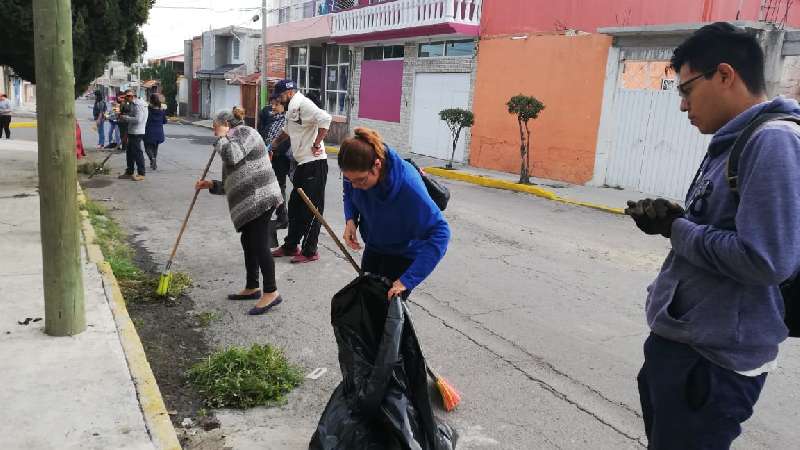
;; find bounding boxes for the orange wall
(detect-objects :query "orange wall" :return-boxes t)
[470,34,612,184]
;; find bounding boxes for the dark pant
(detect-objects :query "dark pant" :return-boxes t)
[144,143,159,162]
[362,248,414,298]
[637,333,766,450]
[126,134,146,176]
[282,159,328,256]
[273,155,290,223]
[0,116,10,138]
[240,210,277,293]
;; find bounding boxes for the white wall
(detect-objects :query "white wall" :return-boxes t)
[210,80,241,115]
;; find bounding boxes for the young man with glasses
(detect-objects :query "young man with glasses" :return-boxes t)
[625,22,800,448]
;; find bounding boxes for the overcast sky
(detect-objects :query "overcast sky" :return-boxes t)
[141,0,264,59]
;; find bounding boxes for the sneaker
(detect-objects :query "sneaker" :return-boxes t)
[290,253,320,264]
[118,173,133,179]
[271,246,300,258]
[132,174,145,181]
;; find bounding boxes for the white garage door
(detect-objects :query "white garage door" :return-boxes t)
[411,73,471,162]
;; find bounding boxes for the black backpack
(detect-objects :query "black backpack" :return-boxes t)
[405,159,450,211]
[728,113,800,337]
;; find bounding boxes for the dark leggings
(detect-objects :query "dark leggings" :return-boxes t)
[144,143,159,162]
[0,116,10,138]
[240,209,277,293]
[361,248,414,298]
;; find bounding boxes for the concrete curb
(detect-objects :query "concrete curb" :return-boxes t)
[10,121,37,128]
[424,167,626,215]
[76,186,181,450]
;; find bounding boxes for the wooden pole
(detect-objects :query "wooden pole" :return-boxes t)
[33,0,86,336]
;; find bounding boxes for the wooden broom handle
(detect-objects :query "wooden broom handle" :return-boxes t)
[166,148,217,266]
[297,188,362,274]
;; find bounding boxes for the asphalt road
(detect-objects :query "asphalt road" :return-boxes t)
[55,100,800,448]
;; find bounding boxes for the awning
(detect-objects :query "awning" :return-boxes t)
[195,64,245,80]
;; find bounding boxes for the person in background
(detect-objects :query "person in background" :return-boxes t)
[117,92,131,152]
[0,93,11,139]
[92,91,107,149]
[266,95,290,229]
[106,97,121,148]
[270,80,332,264]
[144,93,168,170]
[339,127,450,299]
[195,109,285,316]
[117,90,148,181]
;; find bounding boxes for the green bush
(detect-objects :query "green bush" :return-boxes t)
[187,344,303,409]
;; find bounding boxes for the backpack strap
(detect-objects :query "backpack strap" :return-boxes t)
[727,113,800,197]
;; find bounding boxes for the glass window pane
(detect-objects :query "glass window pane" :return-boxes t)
[290,47,300,65]
[327,45,338,65]
[298,67,307,88]
[340,46,350,63]
[364,47,382,61]
[298,46,308,65]
[384,45,404,59]
[290,67,300,84]
[327,67,338,90]
[327,93,337,114]
[338,66,349,91]
[310,46,324,66]
[303,0,315,18]
[338,93,346,115]
[309,67,322,90]
[445,40,475,57]
[419,42,444,58]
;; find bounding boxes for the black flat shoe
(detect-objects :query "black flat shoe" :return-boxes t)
[228,290,261,300]
[248,296,283,315]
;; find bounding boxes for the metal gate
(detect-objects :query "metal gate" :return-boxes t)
[603,89,711,199]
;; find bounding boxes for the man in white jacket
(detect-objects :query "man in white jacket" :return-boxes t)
[118,90,149,181]
[270,80,332,264]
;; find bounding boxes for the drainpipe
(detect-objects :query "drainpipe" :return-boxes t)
[701,0,714,22]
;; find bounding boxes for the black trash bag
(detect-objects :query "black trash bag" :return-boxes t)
[310,274,457,450]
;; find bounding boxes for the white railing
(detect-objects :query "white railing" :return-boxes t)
[332,0,482,37]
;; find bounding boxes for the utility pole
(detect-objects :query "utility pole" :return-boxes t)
[261,0,268,109]
[32,0,86,336]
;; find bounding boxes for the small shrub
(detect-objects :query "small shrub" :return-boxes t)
[196,311,221,327]
[439,108,475,169]
[507,95,545,184]
[77,161,109,176]
[187,344,303,409]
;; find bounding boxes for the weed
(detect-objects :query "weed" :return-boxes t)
[195,311,221,327]
[77,161,110,176]
[132,317,145,329]
[187,344,303,409]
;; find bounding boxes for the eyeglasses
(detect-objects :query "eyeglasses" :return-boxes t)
[677,69,717,98]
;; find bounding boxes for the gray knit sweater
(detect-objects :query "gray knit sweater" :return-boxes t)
[209,125,283,230]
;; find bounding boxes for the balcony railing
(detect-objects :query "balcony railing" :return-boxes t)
[332,0,482,37]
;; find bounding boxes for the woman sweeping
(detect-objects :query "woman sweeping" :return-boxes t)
[144,94,168,170]
[339,127,450,299]
[195,109,286,315]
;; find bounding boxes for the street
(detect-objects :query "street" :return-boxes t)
[66,100,800,449]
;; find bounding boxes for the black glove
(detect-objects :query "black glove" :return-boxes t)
[625,198,685,238]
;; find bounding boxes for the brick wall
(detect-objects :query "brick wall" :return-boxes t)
[267,44,288,79]
[349,42,476,158]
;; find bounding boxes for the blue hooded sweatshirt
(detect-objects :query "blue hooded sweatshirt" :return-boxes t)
[343,147,450,291]
[647,97,800,372]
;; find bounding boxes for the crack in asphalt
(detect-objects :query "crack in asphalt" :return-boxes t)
[410,290,647,448]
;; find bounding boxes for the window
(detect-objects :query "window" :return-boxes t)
[289,44,323,98]
[302,0,318,18]
[278,6,291,23]
[233,39,240,60]
[419,39,475,58]
[363,45,404,61]
[325,45,350,116]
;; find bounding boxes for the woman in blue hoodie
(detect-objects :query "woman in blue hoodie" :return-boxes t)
[144,94,168,170]
[339,127,450,299]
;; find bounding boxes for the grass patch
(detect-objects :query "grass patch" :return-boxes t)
[195,311,221,327]
[81,199,192,301]
[187,344,303,409]
[77,161,109,176]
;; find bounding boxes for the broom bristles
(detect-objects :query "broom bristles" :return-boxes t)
[435,376,461,412]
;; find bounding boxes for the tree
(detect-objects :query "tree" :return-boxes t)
[439,108,475,169]
[141,63,178,115]
[0,0,154,97]
[507,95,545,184]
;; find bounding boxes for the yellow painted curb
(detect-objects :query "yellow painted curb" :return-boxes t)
[424,167,625,215]
[10,121,36,128]
[326,145,339,155]
[77,185,181,450]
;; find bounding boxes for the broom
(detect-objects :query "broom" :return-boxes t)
[296,188,462,412]
[156,147,217,296]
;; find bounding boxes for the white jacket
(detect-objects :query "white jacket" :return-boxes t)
[120,98,148,135]
[283,92,332,166]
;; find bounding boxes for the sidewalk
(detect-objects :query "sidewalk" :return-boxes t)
[0,139,176,449]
